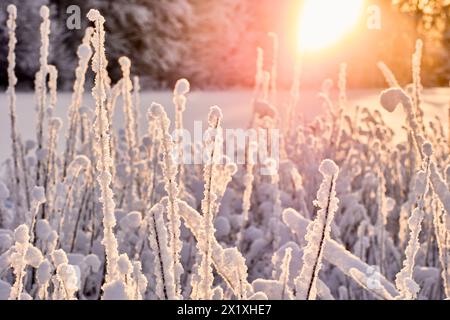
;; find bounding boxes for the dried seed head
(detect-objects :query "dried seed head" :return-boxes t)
[422,142,433,157]
[174,78,190,96]
[118,56,131,68]
[50,117,63,130]
[7,4,17,17]
[87,9,101,21]
[37,260,52,284]
[25,246,43,268]
[36,219,52,240]
[319,159,339,177]
[208,105,223,127]
[379,88,408,112]
[149,102,164,118]
[225,162,238,175]
[84,254,101,273]
[52,249,68,267]
[40,6,49,19]
[117,254,132,275]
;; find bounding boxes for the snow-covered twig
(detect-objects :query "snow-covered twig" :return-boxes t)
[62,27,93,178]
[295,159,339,300]
[6,4,23,218]
[173,78,190,196]
[148,102,183,298]
[119,56,139,208]
[146,202,177,299]
[35,6,51,187]
[87,9,120,284]
[197,106,223,300]
[395,142,432,299]
[377,61,400,88]
[282,207,399,298]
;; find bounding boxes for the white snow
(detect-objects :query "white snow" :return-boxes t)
[14,224,29,244]
[0,88,448,165]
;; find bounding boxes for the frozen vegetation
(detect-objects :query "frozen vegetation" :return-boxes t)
[0,6,449,300]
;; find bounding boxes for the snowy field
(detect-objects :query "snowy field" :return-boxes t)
[4,2,450,302]
[1,88,448,163]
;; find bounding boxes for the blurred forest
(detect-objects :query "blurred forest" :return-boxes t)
[0,0,449,90]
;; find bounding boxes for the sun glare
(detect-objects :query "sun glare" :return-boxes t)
[298,0,365,52]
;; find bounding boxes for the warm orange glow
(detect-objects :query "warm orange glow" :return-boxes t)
[298,0,365,52]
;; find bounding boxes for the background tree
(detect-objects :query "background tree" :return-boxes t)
[393,0,450,84]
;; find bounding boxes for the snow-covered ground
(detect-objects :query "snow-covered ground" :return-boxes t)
[0,88,448,162]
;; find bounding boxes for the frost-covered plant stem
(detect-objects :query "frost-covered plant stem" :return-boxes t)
[428,160,450,298]
[67,160,92,252]
[41,118,61,221]
[237,141,256,248]
[62,27,93,178]
[177,200,252,298]
[431,195,450,298]
[6,5,23,218]
[198,106,223,300]
[267,158,282,250]
[133,76,141,143]
[9,225,30,299]
[377,61,400,88]
[119,57,139,207]
[379,88,424,164]
[143,114,159,207]
[29,186,46,244]
[295,159,339,300]
[146,203,177,299]
[173,79,190,196]
[280,247,293,300]
[87,9,120,284]
[47,65,58,114]
[57,158,89,244]
[149,103,183,298]
[375,160,389,275]
[395,143,432,299]
[35,6,51,187]
[429,162,450,221]
[53,263,79,300]
[18,140,31,212]
[412,39,423,119]
[40,65,58,220]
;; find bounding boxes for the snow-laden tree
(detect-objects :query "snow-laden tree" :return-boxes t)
[86,0,193,87]
[0,0,49,88]
[0,0,193,88]
[0,0,84,89]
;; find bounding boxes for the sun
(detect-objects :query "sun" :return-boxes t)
[298,0,365,52]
